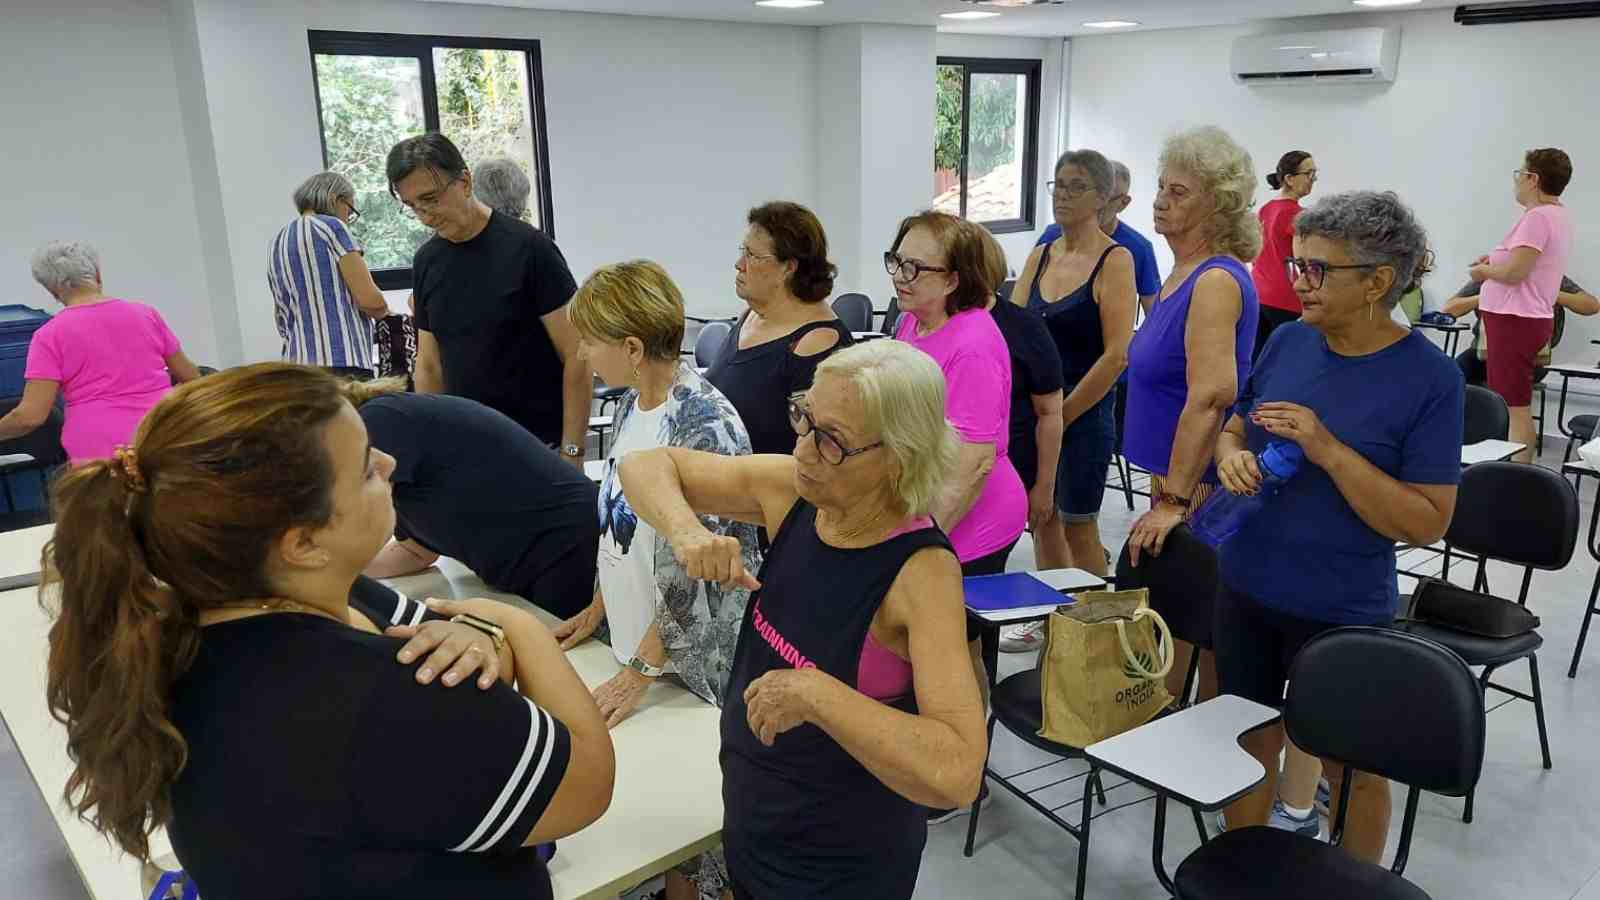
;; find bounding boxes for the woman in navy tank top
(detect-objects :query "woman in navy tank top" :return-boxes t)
[617,341,987,899]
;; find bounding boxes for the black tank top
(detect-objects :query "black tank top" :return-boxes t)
[721,500,953,899]
[704,316,854,456]
[1027,243,1118,386]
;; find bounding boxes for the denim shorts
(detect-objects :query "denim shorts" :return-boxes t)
[1054,392,1115,522]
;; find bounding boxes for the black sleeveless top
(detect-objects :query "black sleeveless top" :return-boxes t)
[721,501,953,899]
[704,315,853,456]
[1027,243,1119,386]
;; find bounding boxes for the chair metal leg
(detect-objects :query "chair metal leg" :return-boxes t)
[1091,769,1108,807]
[963,715,998,857]
[1118,455,1134,511]
[1571,571,1599,678]
[1074,769,1095,900]
[1191,804,1209,845]
[1529,654,1553,770]
[1463,786,1475,824]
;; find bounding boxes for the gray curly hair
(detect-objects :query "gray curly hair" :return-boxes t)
[1158,126,1261,261]
[473,158,532,220]
[31,241,102,298]
[1294,191,1430,309]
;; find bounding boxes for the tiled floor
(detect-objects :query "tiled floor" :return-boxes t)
[5,445,1600,899]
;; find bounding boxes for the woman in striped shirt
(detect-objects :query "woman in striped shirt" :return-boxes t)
[268,172,391,377]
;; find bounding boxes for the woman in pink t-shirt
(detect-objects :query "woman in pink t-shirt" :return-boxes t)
[7,242,202,463]
[888,212,1027,579]
[1470,148,1576,461]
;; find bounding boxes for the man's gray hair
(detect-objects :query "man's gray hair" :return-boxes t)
[473,158,532,220]
[1110,160,1132,193]
[293,171,355,216]
[30,241,102,298]
[1294,191,1430,309]
[1054,149,1116,198]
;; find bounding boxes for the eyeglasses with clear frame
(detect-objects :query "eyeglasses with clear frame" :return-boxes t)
[788,398,882,465]
[398,174,462,219]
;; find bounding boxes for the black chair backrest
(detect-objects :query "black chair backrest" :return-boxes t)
[1286,627,1484,797]
[694,321,733,369]
[1446,461,1578,570]
[1115,525,1217,649]
[1462,383,1509,444]
[0,399,66,468]
[881,296,901,336]
[831,293,872,333]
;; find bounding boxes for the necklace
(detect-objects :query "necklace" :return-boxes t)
[205,598,343,625]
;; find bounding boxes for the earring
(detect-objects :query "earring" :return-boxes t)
[1367,303,1374,321]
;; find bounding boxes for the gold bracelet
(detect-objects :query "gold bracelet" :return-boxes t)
[449,613,506,651]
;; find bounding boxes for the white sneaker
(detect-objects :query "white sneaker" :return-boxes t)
[999,620,1046,653]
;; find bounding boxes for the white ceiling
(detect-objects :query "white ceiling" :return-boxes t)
[419,0,1461,37]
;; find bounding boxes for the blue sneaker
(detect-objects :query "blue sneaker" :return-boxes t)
[1267,799,1321,839]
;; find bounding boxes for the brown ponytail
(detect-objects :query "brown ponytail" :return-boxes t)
[42,363,348,860]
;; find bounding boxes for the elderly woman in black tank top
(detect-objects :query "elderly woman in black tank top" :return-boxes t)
[706,201,854,456]
[621,340,985,900]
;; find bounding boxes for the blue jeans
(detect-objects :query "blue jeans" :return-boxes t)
[1053,392,1114,522]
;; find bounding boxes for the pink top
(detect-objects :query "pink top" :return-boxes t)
[896,308,1027,561]
[24,299,181,463]
[1480,204,1575,319]
[855,515,933,702]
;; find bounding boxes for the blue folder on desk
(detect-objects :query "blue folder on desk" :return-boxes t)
[962,572,1076,612]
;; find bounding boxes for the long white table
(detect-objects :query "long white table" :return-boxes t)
[1461,439,1525,466]
[0,523,52,584]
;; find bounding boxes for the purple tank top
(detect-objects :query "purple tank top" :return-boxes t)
[1123,256,1259,478]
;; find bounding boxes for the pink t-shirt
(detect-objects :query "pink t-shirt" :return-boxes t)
[24,299,181,463]
[1480,204,1575,319]
[896,308,1026,561]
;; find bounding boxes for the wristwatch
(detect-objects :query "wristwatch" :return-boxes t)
[560,443,584,459]
[626,655,665,678]
[450,613,506,650]
[1154,492,1193,510]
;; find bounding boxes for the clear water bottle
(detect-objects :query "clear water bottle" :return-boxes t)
[1190,442,1304,548]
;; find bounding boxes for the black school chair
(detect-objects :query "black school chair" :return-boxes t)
[1167,627,1484,900]
[1462,384,1509,445]
[0,399,66,522]
[830,293,873,333]
[694,321,733,369]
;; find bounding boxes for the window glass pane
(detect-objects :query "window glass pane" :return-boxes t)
[434,48,541,227]
[932,64,964,216]
[313,54,433,271]
[965,71,1025,223]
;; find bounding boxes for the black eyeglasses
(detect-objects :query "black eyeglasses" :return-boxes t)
[883,252,951,284]
[346,204,362,225]
[788,399,882,465]
[1046,179,1095,199]
[1285,256,1376,291]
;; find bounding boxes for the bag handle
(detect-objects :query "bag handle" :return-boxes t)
[1115,607,1174,680]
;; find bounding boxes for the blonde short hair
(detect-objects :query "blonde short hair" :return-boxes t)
[568,260,686,361]
[341,376,408,407]
[814,341,958,518]
[1158,125,1261,262]
[973,224,1009,294]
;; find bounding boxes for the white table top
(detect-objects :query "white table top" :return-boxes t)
[967,568,1107,624]
[387,560,724,900]
[851,331,887,341]
[584,459,606,483]
[0,523,51,582]
[1461,439,1525,466]
[1548,363,1600,378]
[1085,694,1280,810]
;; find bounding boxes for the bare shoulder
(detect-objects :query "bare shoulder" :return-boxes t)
[882,545,964,625]
[793,323,844,357]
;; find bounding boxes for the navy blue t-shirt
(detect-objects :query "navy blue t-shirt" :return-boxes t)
[1037,220,1162,297]
[989,300,1064,490]
[1218,323,1463,625]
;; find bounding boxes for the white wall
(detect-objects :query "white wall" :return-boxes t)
[936,33,1066,279]
[1068,8,1600,369]
[179,0,819,360]
[3,0,221,364]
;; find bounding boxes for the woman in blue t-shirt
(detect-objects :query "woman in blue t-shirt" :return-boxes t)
[1211,191,1463,863]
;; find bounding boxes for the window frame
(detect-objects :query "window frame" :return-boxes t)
[307,30,556,290]
[936,55,1042,235]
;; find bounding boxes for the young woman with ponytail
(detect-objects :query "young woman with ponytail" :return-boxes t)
[42,362,614,900]
[1250,150,1319,359]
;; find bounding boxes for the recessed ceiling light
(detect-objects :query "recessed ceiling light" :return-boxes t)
[1083,20,1141,28]
[1351,0,1421,6]
[1277,44,1316,50]
[754,0,824,8]
[942,10,1002,18]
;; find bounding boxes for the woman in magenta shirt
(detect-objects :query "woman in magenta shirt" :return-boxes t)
[11,241,202,463]
[889,213,1026,579]
[1250,150,1317,360]
[1471,148,1576,462]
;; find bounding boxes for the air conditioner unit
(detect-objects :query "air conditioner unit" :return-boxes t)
[1230,27,1401,85]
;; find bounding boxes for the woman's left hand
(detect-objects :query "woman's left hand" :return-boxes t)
[386,619,511,690]
[1251,401,1334,463]
[593,669,652,729]
[1127,502,1186,566]
[1468,262,1493,283]
[1027,482,1057,533]
[744,669,821,747]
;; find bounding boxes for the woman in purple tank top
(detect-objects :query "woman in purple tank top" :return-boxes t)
[1123,126,1262,702]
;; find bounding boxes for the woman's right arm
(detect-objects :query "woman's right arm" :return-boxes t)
[337,250,391,321]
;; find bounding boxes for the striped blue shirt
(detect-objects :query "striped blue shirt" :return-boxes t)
[267,214,375,369]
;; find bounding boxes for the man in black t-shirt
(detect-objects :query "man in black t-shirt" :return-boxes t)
[387,133,590,463]
[356,390,600,619]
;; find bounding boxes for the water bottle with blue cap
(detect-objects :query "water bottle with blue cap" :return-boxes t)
[1190,441,1304,548]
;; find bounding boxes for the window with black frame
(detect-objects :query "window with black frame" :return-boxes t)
[308,30,554,289]
[932,57,1041,234]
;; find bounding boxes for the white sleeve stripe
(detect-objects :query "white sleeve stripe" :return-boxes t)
[474,707,558,852]
[387,593,408,626]
[449,696,542,852]
[407,598,427,627]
